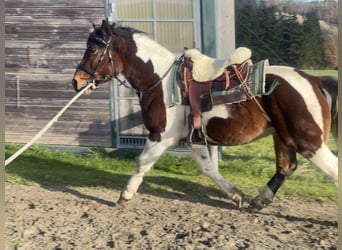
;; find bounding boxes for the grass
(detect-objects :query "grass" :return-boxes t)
[5,135,337,203]
[304,69,338,78]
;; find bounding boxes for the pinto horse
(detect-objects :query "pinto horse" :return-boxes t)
[72,20,338,211]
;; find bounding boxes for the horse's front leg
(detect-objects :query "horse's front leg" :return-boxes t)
[118,106,186,203]
[191,145,245,208]
[118,139,168,203]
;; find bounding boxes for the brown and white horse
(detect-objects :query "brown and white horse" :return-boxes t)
[72,20,338,211]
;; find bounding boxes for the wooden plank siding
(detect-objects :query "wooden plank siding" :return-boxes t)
[5,0,113,147]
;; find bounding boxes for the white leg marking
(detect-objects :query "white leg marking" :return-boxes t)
[191,145,236,196]
[121,106,188,200]
[121,139,168,200]
[309,144,338,186]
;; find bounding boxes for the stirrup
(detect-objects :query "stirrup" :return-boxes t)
[187,126,207,146]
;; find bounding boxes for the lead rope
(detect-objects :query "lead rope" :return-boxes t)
[5,82,96,166]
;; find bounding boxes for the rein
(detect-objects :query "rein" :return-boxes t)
[135,53,184,102]
[113,53,185,102]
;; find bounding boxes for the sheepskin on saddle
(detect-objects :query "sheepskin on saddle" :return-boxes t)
[179,47,254,111]
[183,47,252,82]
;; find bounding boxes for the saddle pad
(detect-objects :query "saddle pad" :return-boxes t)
[172,59,279,105]
[212,59,278,99]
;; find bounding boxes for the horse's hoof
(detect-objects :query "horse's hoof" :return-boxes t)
[246,197,272,212]
[245,204,263,213]
[232,191,245,208]
[117,197,129,205]
[117,194,130,205]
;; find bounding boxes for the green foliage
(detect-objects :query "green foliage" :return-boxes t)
[235,1,328,69]
[299,11,324,68]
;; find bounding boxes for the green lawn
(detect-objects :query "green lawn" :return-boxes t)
[5,135,337,203]
[304,69,338,78]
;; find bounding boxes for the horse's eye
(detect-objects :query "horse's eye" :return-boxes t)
[87,46,98,55]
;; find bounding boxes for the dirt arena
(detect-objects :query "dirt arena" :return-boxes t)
[5,183,337,249]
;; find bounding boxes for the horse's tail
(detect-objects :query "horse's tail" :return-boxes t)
[319,76,338,142]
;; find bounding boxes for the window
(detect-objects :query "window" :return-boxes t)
[114,0,201,52]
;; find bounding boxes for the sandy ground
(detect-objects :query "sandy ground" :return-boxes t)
[5,183,337,250]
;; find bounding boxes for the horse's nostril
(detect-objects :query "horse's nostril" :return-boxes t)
[72,79,78,92]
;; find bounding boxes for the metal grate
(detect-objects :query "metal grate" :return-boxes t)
[118,135,189,152]
[118,136,146,149]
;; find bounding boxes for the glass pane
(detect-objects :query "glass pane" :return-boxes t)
[156,0,193,19]
[117,0,152,19]
[157,22,194,53]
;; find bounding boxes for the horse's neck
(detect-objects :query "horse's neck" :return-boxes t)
[133,33,175,72]
[132,33,176,106]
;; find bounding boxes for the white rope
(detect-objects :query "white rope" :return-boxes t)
[5,83,94,166]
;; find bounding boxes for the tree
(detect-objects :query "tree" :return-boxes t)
[255,4,284,64]
[323,33,338,69]
[277,14,304,67]
[235,0,259,50]
[235,1,328,68]
[236,1,284,64]
[299,11,324,68]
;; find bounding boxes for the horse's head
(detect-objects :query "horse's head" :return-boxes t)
[72,20,173,142]
[72,20,124,93]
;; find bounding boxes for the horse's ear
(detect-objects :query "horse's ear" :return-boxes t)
[101,19,112,37]
[92,23,96,30]
[101,20,107,31]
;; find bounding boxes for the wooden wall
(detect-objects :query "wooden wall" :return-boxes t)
[5,0,113,147]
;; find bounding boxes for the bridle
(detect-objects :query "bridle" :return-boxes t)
[77,35,116,87]
[77,31,184,102]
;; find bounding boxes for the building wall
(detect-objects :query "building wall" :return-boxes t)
[5,0,113,147]
[5,0,235,148]
[216,0,235,58]
[201,0,235,57]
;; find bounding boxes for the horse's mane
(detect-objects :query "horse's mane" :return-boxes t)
[88,21,145,45]
[111,23,145,38]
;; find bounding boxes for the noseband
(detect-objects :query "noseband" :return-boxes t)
[77,35,116,85]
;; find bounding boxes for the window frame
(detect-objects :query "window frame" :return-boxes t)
[106,0,202,51]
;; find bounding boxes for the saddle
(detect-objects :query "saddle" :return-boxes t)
[178,47,253,145]
[184,47,252,82]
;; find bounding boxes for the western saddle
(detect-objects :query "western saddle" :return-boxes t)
[178,47,253,145]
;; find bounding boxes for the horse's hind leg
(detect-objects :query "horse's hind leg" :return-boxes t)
[248,134,297,212]
[309,143,338,186]
[118,140,168,203]
[191,145,245,207]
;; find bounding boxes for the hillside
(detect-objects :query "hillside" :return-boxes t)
[264,0,338,24]
[236,0,338,69]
